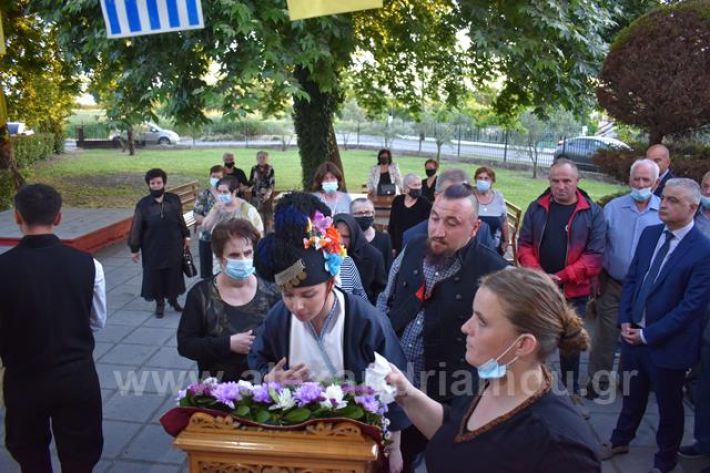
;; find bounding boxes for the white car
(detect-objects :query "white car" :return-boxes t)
[111,123,180,145]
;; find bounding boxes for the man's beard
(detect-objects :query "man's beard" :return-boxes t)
[424,238,457,268]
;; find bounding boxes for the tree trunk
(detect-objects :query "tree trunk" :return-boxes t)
[649,128,664,145]
[293,66,345,192]
[127,126,136,156]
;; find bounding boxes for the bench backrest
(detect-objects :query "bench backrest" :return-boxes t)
[168,181,201,212]
[505,200,523,265]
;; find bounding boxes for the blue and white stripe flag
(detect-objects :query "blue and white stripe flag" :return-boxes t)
[100,0,204,39]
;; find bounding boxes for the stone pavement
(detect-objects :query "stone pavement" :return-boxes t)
[0,240,709,473]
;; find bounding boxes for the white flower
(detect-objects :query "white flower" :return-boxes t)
[202,377,220,387]
[320,384,347,410]
[269,387,296,411]
[237,380,254,393]
[175,389,187,402]
[365,353,397,405]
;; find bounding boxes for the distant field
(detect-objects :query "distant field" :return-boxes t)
[30,147,626,209]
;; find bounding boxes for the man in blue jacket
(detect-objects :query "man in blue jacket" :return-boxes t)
[601,178,710,473]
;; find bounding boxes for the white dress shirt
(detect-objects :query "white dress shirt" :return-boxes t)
[90,259,107,332]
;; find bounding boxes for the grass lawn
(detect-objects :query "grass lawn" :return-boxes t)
[30,147,626,210]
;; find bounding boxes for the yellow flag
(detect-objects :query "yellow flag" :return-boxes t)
[0,10,5,57]
[0,92,6,128]
[287,0,382,21]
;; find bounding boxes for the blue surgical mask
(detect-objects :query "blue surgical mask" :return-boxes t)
[475,336,522,380]
[217,194,233,205]
[476,180,491,193]
[322,182,338,194]
[224,258,255,280]
[630,187,653,202]
[210,177,220,188]
[701,195,710,209]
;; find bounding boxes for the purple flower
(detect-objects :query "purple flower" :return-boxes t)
[252,382,281,404]
[354,395,380,414]
[212,382,242,409]
[312,211,333,234]
[294,382,325,407]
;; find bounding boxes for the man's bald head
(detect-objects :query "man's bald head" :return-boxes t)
[646,144,671,174]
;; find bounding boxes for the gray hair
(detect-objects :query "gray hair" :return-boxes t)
[665,178,701,205]
[630,159,660,182]
[403,173,420,188]
[435,168,471,193]
[350,197,374,212]
[550,158,579,177]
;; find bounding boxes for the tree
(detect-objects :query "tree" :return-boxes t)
[32,0,647,186]
[597,0,710,144]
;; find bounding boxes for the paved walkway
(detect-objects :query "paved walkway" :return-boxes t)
[1,241,709,473]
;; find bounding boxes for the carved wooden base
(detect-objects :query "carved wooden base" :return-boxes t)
[174,413,379,473]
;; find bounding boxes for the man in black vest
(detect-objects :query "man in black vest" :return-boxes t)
[0,184,105,472]
[377,182,508,472]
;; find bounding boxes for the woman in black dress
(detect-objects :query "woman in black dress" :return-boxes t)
[129,168,190,317]
[177,219,280,382]
[421,159,439,203]
[387,268,600,473]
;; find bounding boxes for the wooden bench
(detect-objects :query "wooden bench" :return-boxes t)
[168,180,200,229]
[505,200,523,265]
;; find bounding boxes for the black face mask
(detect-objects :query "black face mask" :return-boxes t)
[378,157,389,165]
[150,188,165,198]
[355,216,374,231]
[409,189,422,199]
[425,168,437,177]
[224,162,235,169]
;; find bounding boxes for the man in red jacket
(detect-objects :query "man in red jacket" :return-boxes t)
[518,159,605,416]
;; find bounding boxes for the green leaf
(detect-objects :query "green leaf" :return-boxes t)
[234,405,250,417]
[335,405,364,420]
[254,408,271,424]
[283,408,311,424]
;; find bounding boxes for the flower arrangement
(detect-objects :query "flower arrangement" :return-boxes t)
[176,379,391,441]
[303,211,348,277]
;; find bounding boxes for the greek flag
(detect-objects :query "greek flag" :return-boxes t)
[100,0,204,39]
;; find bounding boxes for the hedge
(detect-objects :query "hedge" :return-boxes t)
[10,133,56,167]
[593,144,710,184]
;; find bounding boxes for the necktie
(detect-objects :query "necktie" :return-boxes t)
[632,230,673,324]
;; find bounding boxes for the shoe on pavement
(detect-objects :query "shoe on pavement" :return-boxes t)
[169,299,183,312]
[598,441,629,460]
[678,443,709,459]
[571,393,591,420]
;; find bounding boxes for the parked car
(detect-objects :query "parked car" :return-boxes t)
[7,122,34,136]
[554,136,630,171]
[110,123,180,145]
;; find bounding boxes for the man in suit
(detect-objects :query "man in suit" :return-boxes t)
[647,144,674,198]
[0,184,106,472]
[600,178,710,473]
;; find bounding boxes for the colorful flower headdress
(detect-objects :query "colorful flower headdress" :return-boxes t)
[274,210,347,290]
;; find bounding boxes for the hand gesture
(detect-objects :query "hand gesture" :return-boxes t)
[265,357,311,383]
[385,363,415,403]
[130,252,140,263]
[183,238,191,249]
[229,330,255,354]
[387,448,403,473]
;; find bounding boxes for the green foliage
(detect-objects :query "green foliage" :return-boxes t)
[10,134,55,167]
[597,0,710,143]
[0,1,78,153]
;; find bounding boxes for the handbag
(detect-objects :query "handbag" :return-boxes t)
[182,247,197,278]
[377,183,396,196]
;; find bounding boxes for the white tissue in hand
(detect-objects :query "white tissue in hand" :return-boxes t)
[365,352,397,405]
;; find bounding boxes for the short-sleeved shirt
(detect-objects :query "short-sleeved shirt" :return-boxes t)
[477,191,507,248]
